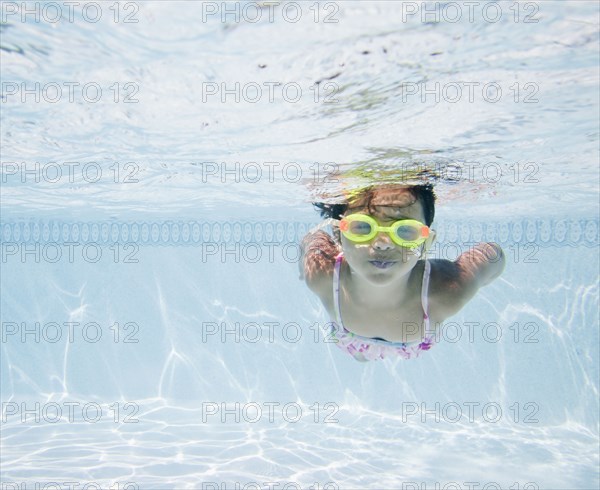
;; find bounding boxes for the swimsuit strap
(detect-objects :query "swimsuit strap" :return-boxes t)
[421,259,431,333]
[333,252,345,328]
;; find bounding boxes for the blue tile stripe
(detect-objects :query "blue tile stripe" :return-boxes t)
[0,218,598,247]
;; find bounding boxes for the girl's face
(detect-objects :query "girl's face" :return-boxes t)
[338,187,429,284]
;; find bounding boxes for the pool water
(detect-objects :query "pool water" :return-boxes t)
[1,1,598,489]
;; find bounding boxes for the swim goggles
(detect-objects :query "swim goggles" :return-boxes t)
[338,214,430,248]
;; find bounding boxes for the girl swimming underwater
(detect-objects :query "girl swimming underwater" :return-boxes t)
[300,184,505,362]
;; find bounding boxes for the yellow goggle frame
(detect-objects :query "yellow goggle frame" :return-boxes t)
[339,214,430,248]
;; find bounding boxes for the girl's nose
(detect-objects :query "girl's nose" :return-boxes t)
[372,233,394,251]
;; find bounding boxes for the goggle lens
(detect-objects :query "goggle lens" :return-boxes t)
[396,224,421,241]
[348,220,373,236]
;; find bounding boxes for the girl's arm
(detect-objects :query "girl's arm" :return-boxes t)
[430,242,506,318]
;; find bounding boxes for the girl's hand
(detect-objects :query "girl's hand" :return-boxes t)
[298,231,340,284]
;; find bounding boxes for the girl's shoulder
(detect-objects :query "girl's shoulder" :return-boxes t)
[423,259,463,322]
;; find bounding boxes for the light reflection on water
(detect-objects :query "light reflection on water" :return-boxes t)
[1,401,597,488]
[1,1,598,220]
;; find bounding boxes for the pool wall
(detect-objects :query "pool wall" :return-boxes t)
[1,216,598,431]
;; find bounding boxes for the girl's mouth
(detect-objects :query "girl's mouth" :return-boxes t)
[369,261,396,269]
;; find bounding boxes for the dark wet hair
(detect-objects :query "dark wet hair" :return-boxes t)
[313,184,436,226]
